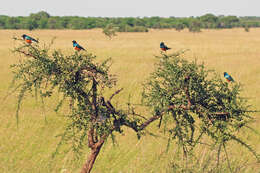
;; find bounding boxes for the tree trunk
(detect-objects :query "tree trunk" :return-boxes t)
[80,143,103,173]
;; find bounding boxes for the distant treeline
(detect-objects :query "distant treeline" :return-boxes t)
[0,11,260,32]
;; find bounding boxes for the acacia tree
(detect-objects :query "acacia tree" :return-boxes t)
[10,39,161,173]
[102,23,117,39]
[142,52,259,170]
[11,39,258,172]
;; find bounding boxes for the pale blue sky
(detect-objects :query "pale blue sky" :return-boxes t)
[1,0,260,17]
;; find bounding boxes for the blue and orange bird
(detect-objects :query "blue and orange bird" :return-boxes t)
[224,72,234,82]
[72,40,86,51]
[160,42,171,52]
[21,34,38,44]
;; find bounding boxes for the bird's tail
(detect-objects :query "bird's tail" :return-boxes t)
[32,38,39,43]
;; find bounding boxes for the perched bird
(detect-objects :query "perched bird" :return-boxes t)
[160,42,171,51]
[72,40,85,51]
[21,34,38,44]
[224,72,234,82]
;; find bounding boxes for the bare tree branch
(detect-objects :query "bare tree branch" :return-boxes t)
[109,88,123,101]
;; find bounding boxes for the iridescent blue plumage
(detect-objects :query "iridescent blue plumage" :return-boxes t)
[160,42,171,51]
[72,40,85,51]
[224,72,234,82]
[21,34,38,43]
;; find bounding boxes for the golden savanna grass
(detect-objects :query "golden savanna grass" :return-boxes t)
[0,29,259,173]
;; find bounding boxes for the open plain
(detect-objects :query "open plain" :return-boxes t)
[0,29,259,172]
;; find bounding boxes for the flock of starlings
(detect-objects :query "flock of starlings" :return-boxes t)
[21,34,235,82]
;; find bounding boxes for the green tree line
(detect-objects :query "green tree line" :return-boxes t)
[1,11,260,31]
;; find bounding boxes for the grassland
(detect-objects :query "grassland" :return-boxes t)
[0,29,259,173]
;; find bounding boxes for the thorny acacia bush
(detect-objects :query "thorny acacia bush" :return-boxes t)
[10,38,259,172]
[10,38,156,173]
[11,39,117,146]
[142,52,259,164]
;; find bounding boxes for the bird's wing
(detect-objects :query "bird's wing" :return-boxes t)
[77,44,85,50]
[224,74,229,79]
[26,36,38,42]
[229,76,234,81]
[31,37,38,43]
[25,35,31,40]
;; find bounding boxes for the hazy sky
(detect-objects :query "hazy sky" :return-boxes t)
[1,0,260,17]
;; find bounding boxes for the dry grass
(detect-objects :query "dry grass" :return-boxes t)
[0,28,259,173]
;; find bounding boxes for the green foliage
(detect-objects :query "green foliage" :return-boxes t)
[117,25,148,32]
[10,38,153,160]
[142,52,259,162]
[244,25,250,32]
[199,13,219,28]
[0,15,8,29]
[102,24,117,39]
[10,39,259,172]
[175,23,185,32]
[189,20,201,32]
[11,39,117,152]
[2,11,260,31]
